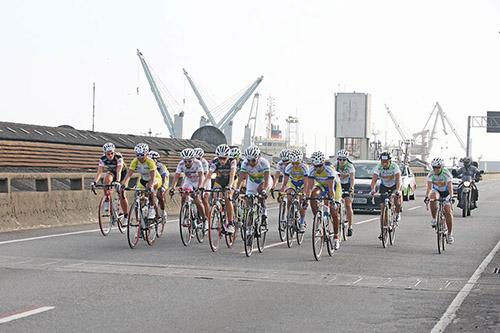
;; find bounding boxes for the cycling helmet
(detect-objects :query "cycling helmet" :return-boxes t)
[134,143,149,155]
[148,150,160,160]
[289,150,303,163]
[310,151,325,165]
[180,148,195,160]
[379,151,392,161]
[430,157,444,168]
[279,149,290,162]
[215,144,231,157]
[194,148,204,158]
[102,142,115,153]
[337,149,349,159]
[229,147,241,159]
[244,145,261,159]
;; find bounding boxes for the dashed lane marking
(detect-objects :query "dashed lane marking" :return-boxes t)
[0,306,55,324]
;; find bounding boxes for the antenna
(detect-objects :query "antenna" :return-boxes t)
[92,82,96,132]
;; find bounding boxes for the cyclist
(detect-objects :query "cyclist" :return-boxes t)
[306,151,342,250]
[170,148,206,223]
[235,145,273,227]
[92,142,129,220]
[147,150,169,220]
[425,158,455,244]
[195,147,211,226]
[272,149,291,192]
[336,149,355,237]
[279,149,309,232]
[370,151,402,239]
[203,144,238,234]
[230,146,243,186]
[121,143,162,220]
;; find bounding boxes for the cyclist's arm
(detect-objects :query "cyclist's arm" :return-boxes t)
[115,164,124,182]
[203,171,213,188]
[447,180,454,197]
[147,170,156,189]
[349,172,355,191]
[228,165,236,189]
[121,169,134,187]
[334,178,342,201]
[171,173,181,189]
[326,178,334,199]
[370,174,378,192]
[262,171,270,191]
[280,175,289,192]
[272,170,281,189]
[395,173,402,192]
[94,165,104,183]
[197,171,204,189]
[236,172,248,190]
[425,181,432,198]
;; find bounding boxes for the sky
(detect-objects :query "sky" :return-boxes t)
[1,0,499,162]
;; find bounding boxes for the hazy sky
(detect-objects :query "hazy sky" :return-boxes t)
[1,0,499,161]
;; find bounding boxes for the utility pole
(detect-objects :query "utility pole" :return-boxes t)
[92,82,96,132]
[466,116,471,157]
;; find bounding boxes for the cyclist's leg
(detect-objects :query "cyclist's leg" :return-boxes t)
[202,179,211,221]
[117,169,129,216]
[429,190,440,219]
[378,185,388,224]
[224,187,234,225]
[442,192,453,235]
[310,187,321,216]
[341,183,353,228]
[329,198,340,236]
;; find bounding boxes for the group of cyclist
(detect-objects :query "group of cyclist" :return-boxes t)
[92,140,460,248]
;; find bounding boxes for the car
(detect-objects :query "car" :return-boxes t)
[351,160,417,211]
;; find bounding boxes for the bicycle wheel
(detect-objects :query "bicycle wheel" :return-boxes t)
[380,207,389,248]
[296,204,305,245]
[156,213,166,238]
[113,198,126,234]
[256,214,267,253]
[225,220,236,249]
[179,204,192,246]
[312,212,324,261]
[208,206,222,252]
[195,217,205,243]
[389,209,396,246]
[326,215,334,257]
[98,196,112,236]
[127,203,140,249]
[243,212,254,257]
[278,200,287,242]
[145,218,157,246]
[286,204,296,248]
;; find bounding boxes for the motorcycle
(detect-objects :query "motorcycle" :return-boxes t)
[457,175,475,217]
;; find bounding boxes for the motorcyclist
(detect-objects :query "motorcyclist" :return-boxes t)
[456,157,479,209]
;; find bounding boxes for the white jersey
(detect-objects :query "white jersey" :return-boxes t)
[176,159,204,184]
[199,158,209,174]
[373,162,401,188]
[240,157,271,185]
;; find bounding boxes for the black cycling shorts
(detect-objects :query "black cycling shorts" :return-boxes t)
[379,184,397,195]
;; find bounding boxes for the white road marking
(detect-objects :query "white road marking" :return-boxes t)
[430,239,500,333]
[407,206,422,211]
[354,218,378,225]
[352,277,363,285]
[239,241,286,254]
[414,280,422,287]
[0,306,55,324]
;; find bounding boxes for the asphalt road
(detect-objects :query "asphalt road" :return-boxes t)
[0,181,499,332]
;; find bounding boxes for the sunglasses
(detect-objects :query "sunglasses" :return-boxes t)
[338,158,346,161]
[106,151,114,155]
[314,164,324,168]
[185,159,193,163]
[432,166,441,169]
[136,153,145,157]
[248,158,257,163]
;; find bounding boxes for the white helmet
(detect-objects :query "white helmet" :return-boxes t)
[431,157,444,168]
[279,149,291,162]
[337,149,349,159]
[194,148,204,158]
[215,144,231,157]
[180,148,195,160]
[148,150,160,160]
[310,151,325,165]
[102,142,115,153]
[229,147,241,159]
[134,143,149,155]
[244,146,261,159]
[289,150,302,163]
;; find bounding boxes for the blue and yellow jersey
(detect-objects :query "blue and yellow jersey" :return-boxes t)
[284,162,308,189]
[307,164,342,200]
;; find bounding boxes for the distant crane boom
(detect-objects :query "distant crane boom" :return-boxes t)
[137,49,177,138]
[182,68,217,126]
[385,104,408,141]
[218,76,264,129]
[436,103,466,152]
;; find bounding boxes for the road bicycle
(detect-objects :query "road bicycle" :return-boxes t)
[91,182,126,236]
[124,187,160,248]
[372,191,399,248]
[240,193,267,257]
[173,189,206,246]
[425,197,449,254]
[307,196,336,261]
[206,188,236,252]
